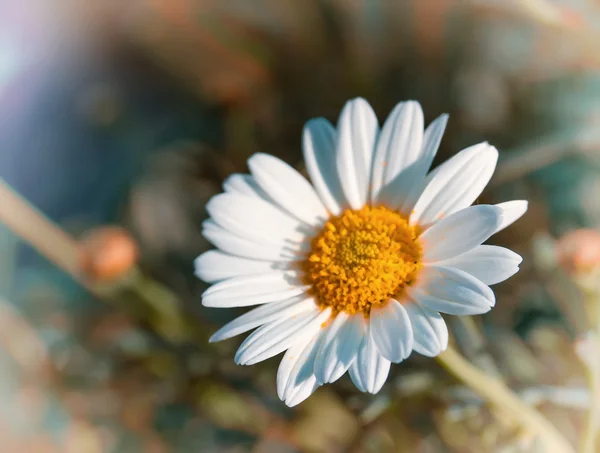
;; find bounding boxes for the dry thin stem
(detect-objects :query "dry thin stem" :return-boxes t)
[437,346,574,453]
[578,296,600,453]
[0,296,51,376]
[0,178,83,279]
[579,365,600,453]
[0,178,193,343]
[489,128,600,189]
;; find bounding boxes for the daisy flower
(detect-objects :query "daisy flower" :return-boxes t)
[195,98,527,407]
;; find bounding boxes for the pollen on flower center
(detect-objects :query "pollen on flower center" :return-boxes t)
[303,205,422,315]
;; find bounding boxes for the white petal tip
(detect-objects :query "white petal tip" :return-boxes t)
[322,367,346,385]
[349,96,368,104]
[284,398,302,408]
[304,117,328,129]
[201,299,213,308]
[482,144,498,160]
[414,343,448,358]
[495,200,528,232]
[405,99,422,108]
[246,153,272,174]
[284,386,320,407]
[200,297,222,308]
[247,152,268,163]
[208,329,230,342]
[366,385,384,395]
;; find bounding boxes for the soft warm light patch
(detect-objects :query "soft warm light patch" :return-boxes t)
[303,206,422,315]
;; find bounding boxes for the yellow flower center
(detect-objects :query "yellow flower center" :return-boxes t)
[303,205,423,315]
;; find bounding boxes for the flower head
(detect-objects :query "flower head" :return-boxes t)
[196,98,527,407]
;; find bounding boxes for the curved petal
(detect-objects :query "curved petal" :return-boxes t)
[348,322,391,394]
[410,265,495,315]
[201,272,308,308]
[420,205,503,262]
[234,307,331,365]
[277,334,315,400]
[280,329,325,405]
[248,153,328,225]
[336,98,379,209]
[285,380,321,407]
[206,193,308,245]
[303,118,346,215]
[436,245,522,286]
[314,313,365,384]
[209,296,318,342]
[399,114,449,213]
[202,220,300,262]
[495,200,528,233]
[223,173,270,201]
[410,143,498,226]
[404,302,448,357]
[370,299,414,363]
[371,101,424,205]
[194,250,284,283]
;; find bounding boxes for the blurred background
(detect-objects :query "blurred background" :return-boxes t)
[1,0,600,451]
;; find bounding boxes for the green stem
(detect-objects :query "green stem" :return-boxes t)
[437,346,574,453]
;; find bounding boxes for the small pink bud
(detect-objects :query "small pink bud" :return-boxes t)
[80,226,139,282]
[556,229,600,274]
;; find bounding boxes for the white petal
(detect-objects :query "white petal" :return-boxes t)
[410,143,498,226]
[201,272,308,308]
[411,265,495,315]
[303,118,346,215]
[415,114,449,181]
[421,205,503,262]
[209,296,318,342]
[277,337,313,400]
[194,250,283,283]
[404,302,448,357]
[371,101,424,205]
[495,200,528,233]
[399,114,449,213]
[314,313,365,384]
[436,245,522,286]
[348,355,366,393]
[248,153,328,225]
[370,299,414,363]
[202,220,298,262]
[206,193,308,245]
[336,98,379,209]
[223,173,269,200]
[285,378,321,407]
[281,329,325,403]
[348,323,391,394]
[235,307,331,365]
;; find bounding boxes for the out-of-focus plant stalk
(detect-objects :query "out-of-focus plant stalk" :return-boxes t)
[0,178,83,280]
[555,229,600,452]
[0,178,191,343]
[437,346,575,453]
[577,293,600,453]
[579,358,600,453]
[449,316,501,377]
